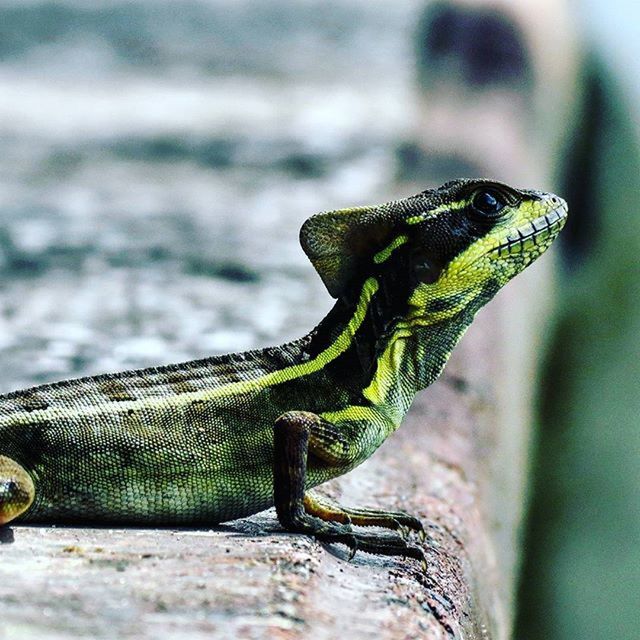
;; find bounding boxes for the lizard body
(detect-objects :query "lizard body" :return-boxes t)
[0,179,567,562]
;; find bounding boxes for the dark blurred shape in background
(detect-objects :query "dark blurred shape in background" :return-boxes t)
[417,2,533,89]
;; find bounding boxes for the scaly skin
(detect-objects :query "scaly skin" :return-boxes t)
[0,179,567,564]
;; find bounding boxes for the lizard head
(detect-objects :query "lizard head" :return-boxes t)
[0,456,35,525]
[400,179,568,317]
[301,178,567,318]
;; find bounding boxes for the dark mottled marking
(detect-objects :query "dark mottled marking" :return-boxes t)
[17,391,49,413]
[98,378,137,402]
[425,294,464,314]
[2,420,53,469]
[157,371,201,396]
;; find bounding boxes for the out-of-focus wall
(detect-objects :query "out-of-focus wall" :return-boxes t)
[517,3,640,638]
[403,1,640,638]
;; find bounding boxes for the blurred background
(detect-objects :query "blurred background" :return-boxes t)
[0,1,637,638]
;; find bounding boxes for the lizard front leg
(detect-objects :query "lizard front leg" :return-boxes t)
[272,411,425,565]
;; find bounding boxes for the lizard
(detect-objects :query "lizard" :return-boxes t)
[0,179,567,565]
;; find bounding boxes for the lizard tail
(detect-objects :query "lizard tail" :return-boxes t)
[0,455,35,525]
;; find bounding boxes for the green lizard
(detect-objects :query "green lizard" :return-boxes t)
[0,179,567,564]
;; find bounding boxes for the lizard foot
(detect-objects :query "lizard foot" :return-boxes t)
[279,508,426,567]
[304,490,425,541]
[318,528,427,567]
[273,411,426,567]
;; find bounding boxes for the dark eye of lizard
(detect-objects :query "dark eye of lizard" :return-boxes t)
[471,189,506,218]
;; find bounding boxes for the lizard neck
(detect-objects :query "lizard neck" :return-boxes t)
[356,309,476,424]
[305,275,477,425]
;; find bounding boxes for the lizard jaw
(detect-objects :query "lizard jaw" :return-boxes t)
[490,200,568,258]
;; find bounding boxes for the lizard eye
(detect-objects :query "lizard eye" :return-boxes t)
[471,189,506,218]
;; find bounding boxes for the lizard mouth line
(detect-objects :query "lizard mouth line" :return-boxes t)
[490,203,568,258]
